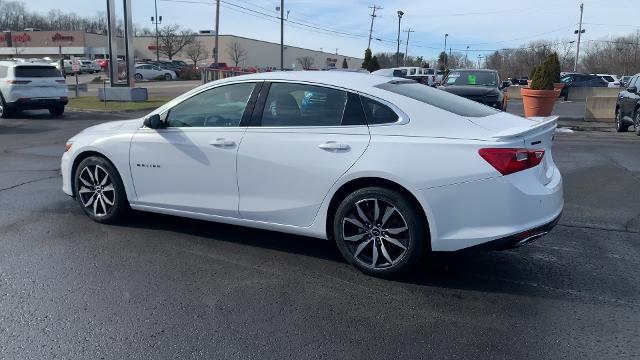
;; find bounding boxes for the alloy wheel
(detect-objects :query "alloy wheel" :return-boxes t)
[77,165,115,217]
[342,198,410,270]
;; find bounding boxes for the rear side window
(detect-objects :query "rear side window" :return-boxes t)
[14,66,61,78]
[376,81,498,117]
[0,66,7,78]
[360,96,399,124]
[260,83,365,127]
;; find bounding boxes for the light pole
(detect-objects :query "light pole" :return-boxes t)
[151,0,162,63]
[444,33,448,68]
[396,10,404,67]
[465,46,469,68]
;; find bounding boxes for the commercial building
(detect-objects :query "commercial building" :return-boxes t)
[0,30,363,70]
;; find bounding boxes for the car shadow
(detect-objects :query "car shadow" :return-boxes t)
[117,210,555,296]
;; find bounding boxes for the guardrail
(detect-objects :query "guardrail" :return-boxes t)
[201,69,252,84]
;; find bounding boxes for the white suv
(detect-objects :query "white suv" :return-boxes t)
[0,60,69,118]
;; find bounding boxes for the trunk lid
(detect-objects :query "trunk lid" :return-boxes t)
[469,112,557,185]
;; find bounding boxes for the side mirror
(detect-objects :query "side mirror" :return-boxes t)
[143,114,164,129]
[628,86,637,94]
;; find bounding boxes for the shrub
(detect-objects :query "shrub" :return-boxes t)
[549,52,561,83]
[529,66,538,81]
[530,55,555,90]
[178,66,202,80]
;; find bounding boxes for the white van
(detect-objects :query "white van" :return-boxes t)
[0,60,69,118]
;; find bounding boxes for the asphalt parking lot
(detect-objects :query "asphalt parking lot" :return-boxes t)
[1,110,639,359]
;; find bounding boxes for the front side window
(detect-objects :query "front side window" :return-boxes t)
[165,82,256,128]
[261,83,361,127]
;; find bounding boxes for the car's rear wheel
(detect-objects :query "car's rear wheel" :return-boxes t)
[635,110,640,136]
[74,156,128,223]
[135,73,143,81]
[0,94,12,119]
[49,105,64,117]
[164,73,172,81]
[333,187,426,276]
[616,108,629,132]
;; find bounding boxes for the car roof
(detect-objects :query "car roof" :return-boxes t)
[212,71,393,93]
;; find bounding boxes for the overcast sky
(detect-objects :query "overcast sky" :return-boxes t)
[22,0,640,59]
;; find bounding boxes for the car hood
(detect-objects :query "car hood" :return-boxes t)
[81,118,143,134]
[440,85,500,96]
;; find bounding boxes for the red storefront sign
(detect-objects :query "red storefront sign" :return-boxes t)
[52,33,74,42]
[0,33,32,43]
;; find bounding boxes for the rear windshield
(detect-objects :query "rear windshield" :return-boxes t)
[376,81,499,117]
[14,66,61,78]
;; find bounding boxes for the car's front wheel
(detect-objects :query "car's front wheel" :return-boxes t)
[616,107,629,132]
[635,110,640,136]
[333,187,427,276]
[135,73,143,81]
[164,73,172,81]
[74,156,128,223]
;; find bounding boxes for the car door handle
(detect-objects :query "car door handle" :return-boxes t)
[209,138,236,147]
[318,141,350,151]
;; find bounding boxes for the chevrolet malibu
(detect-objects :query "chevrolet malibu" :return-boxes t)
[61,71,563,276]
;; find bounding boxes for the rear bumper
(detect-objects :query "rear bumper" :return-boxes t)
[464,211,561,251]
[7,97,68,110]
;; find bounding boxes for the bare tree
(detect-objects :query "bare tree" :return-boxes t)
[296,56,314,69]
[185,39,208,66]
[157,24,195,60]
[226,40,247,67]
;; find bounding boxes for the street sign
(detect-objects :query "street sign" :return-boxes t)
[71,60,80,73]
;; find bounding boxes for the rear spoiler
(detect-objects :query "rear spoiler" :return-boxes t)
[491,116,558,140]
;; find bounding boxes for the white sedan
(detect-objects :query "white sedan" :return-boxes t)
[134,64,176,81]
[61,71,563,276]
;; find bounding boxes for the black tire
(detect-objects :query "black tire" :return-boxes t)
[635,110,640,136]
[49,105,64,117]
[135,73,143,81]
[164,73,172,81]
[333,187,427,276]
[616,107,630,132]
[74,156,128,224]
[0,94,11,119]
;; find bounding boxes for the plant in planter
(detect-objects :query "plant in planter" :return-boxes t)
[521,54,560,117]
[549,52,564,90]
[527,66,538,87]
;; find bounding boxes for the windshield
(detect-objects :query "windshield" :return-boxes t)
[376,81,498,117]
[444,71,498,86]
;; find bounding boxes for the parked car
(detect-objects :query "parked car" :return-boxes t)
[96,59,109,70]
[439,69,507,110]
[614,73,640,135]
[60,71,563,276]
[559,73,608,100]
[597,73,621,88]
[133,64,176,80]
[620,75,632,87]
[170,60,188,68]
[0,60,68,117]
[79,60,100,74]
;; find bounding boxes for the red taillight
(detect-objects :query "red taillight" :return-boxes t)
[7,80,31,84]
[479,148,545,175]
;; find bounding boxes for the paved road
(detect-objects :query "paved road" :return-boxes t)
[1,111,639,359]
[507,99,588,119]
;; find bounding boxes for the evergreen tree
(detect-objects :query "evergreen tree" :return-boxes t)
[342,58,348,68]
[369,56,381,72]
[362,48,372,70]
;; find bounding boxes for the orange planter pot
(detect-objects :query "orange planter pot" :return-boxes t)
[553,82,565,90]
[521,88,560,118]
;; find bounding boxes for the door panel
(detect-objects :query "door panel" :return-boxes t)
[130,128,245,217]
[237,128,369,227]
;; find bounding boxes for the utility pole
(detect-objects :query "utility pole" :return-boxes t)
[573,2,584,72]
[151,0,161,63]
[367,5,382,50]
[403,28,414,66]
[280,0,284,70]
[396,11,404,67]
[214,0,220,66]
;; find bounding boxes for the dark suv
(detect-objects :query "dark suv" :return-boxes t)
[559,73,608,100]
[439,69,507,110]
[615,73,640,135]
